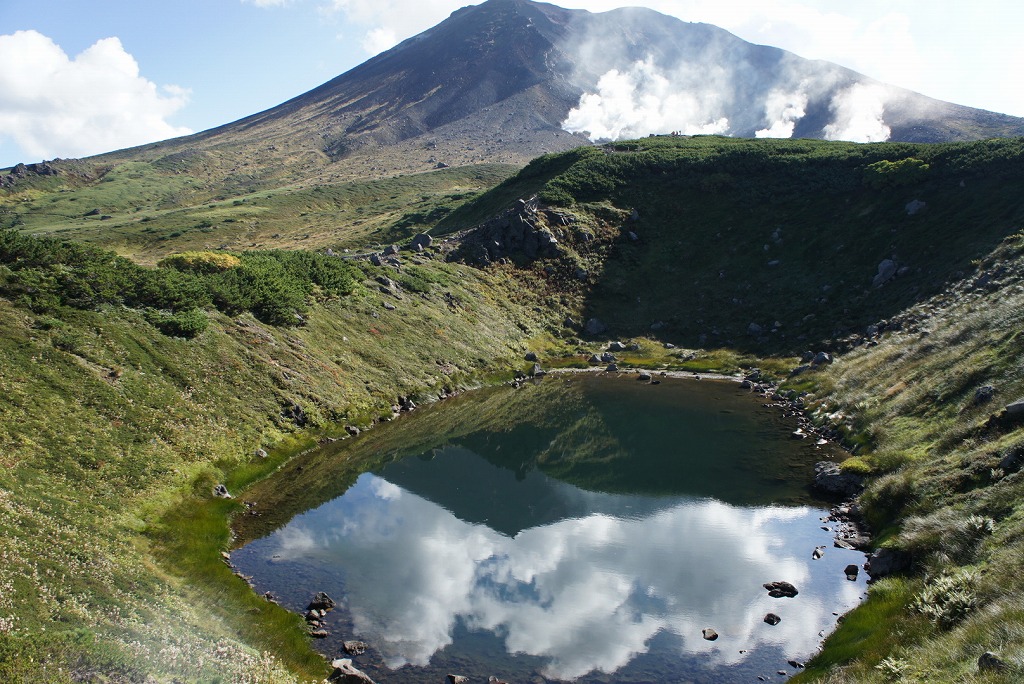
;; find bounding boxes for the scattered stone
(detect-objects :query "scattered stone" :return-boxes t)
[410,233,433,250]
[213,484,232,499]
[865,548,911,578]
[369,254,383,267]
[1005,399,1024,416]
[638,372,652,382]
[345,425,360,437]
[588,354,601,365]
[383,244,399,256]
[777,670,788,676]
[812,351,833,366]
[310,629,329,638]
[763,613,781,626]
[905,199,927,216]
[664,343,675,349]
[606,363,619,372]
[978,651,1008,673]
[382,302,396,311]
[329,658,376,683]
[787,660,805,669]
[607,341,627,352]
[702,628,719,641]
[308,591,336,611]
[585,318,607,335]
[447,676,470,684]
[601,351,616,363]
[343,641,368,656]
[844,564,860,580]
[763,581,799,598]
[812,461,864,498]
[812,546,825,560]
[873,259,898,288]
[487,677,509,684]
[973,385,995,405]
[255,448,269,459]
[529,363,545,377]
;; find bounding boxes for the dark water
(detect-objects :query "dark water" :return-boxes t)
[232,374,866,683]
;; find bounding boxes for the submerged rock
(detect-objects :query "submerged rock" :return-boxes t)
[308,591,336,611]
[763,613,781,625]
[701,628,719,641]
[343,640,368,656]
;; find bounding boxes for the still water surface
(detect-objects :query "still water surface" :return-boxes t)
[232,374,866,682]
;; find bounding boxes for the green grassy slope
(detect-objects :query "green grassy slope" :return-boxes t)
[3,135,1024,682]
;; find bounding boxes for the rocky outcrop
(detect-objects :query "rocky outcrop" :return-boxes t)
[812,461,865,499]
[763,581,799,598]
[329,659,375,683]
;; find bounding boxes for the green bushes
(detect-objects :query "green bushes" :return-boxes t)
[0,230,358,335]
[864,157,930,189]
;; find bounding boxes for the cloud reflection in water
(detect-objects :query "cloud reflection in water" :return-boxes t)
[266,469,862,680]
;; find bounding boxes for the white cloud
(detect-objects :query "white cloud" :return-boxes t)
[0,31,191,162]
[242,0,293,6]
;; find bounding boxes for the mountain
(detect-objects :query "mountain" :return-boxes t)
[99,0,1023,182]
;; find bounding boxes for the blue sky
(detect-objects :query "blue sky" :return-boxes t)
[1,0,1022,168]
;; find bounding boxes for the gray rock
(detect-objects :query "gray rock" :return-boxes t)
[601,352,617,363]
[1005,399,1024,416]
[606,363,619,372]
[638,372,652,382]
[308,591,336,611]
[213,484,232,499]
[330,658,376,683]
[529,363,545,377]
[343,640,368,656]
[812,461,864,498]
[701,628,719,641]
[383,244,399,256]
[382,302,396,311]
[447,676,470,684]
[310,629,329,638]
[844,564,860,580]
[813,351,833,365]
[973,385,995,405]
[607,341,627,352]
[873,259,898,287]
[369,254,383,266]
[345,425,360,437]
[255,448,269,459]
[588,354,601,365]
[585,318,607,335]
[763,581,799,598]
[865,548,911,578]
[999,448,1024,473]
[524,351,538,362]
[376,275,396,290]
[410,233,433,250]
[978,651,1008,672]
[905,199,927,215]
[763,613,781,625]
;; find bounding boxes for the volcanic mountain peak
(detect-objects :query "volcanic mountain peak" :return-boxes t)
[105,0,1024,182]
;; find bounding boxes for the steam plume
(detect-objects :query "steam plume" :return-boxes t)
[823,83,891,142]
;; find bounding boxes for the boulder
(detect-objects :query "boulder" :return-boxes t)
[812,351,833,365]
[410,233,433,250]
[844,564,860,580]
[638,372,652,382]
[447,676,470,684]
[212,484,232,499]
[529,363,545,377]
[1005,399,1024,416]
[607,341,627,352]
[308,591,336,611]
[973,385,995,405]
[383,244,399,256]
[905,199,927,216]
[978,652,1008,673]
[701,628,719,641]
[873,259,898,287]
[369,254,383,267]
[255,448,269,459]
[606,363,619,372]
[812,461,864,499]
[345,425,360,437]
[865,548,911,578]
[524,351,538,362]
[601,352,617,363]
[343,640,368,656]
[329,659,376,683]
[763,581,799,598]
[588,354,601,365]
[763,613,781,626]
[585,318,607,335]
